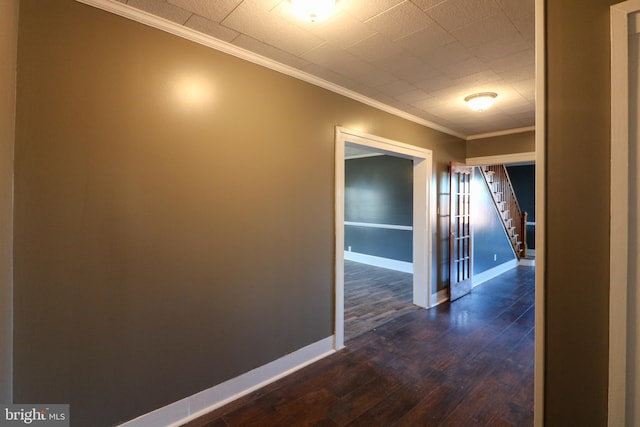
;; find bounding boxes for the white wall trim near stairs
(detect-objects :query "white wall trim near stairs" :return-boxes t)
[465,152,536,166]
[519,258,536,267]
[472,259,519,288]
[118,337,335,427]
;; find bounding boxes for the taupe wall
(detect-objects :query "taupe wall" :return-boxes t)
[545,0,615,425]
[0,0,18,404]
[13,1,464,425]
[466,130,535,158]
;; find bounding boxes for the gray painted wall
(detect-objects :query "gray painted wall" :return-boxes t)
[466,130,535,158]
[12,1,465,425]
[10,0,619,425]
[0,0,18,404]
[546,0,615,424]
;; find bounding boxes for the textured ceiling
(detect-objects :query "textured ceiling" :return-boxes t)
[115,0,535,137]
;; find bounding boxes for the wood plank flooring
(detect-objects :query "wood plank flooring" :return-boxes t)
[183,266,535,427]
[344,260,417,339]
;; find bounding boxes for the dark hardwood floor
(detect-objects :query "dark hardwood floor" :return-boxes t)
[344,260,417,339]
[184,266,535,427]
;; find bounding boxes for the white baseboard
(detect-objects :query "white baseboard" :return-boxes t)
[526,248,536,256]
[519,258,536,267]
[118,336,335,427]
[344,251,413,273]
[472,259,518,287]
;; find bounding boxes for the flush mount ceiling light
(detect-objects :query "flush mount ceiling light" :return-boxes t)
[290,0,337,22]
[464,92,498,112]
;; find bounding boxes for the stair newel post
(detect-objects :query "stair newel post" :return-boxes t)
[521,211,528,258]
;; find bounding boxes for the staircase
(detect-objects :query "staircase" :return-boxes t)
[480,165,528,259]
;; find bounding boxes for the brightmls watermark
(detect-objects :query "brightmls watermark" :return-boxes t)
[0,405,69,426]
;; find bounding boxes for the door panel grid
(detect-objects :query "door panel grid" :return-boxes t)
[450,163,473,301]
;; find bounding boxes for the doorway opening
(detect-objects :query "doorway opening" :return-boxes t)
[609,3,640,424]
[343,151,415,340]
[464,157,537,283]
[334,127,433,349]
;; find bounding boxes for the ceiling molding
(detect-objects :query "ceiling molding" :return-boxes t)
[345,153,385,160]
[465,152,536,165]
[466,126,536,141]
[74,0,468,140]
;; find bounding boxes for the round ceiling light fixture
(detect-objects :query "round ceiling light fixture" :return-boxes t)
[464,92,498,112]
[290,0,337,22]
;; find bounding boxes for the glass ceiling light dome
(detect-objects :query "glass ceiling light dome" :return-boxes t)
[464,92,498,112]
[290,0,337,22]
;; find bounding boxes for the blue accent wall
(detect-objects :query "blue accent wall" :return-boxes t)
[344,227,412,262]
[345,155,413,262]
[472,168,516,274]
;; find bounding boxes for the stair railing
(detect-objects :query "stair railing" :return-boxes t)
[480,165,527,259]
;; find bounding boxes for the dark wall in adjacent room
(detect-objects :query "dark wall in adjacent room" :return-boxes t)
[345,155,413,262]
[507,164,535,249]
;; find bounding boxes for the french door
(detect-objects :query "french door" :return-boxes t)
[449,162,473,301]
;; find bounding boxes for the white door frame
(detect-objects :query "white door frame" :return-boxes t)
[334,126,433,350]
[610,2,640,425]
[465,152,536,166]
[533,0,545,424]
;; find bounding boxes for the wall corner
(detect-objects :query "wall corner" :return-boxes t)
[0,0,19,404]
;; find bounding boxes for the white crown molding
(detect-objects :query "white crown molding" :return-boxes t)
[74,0,467,140]
[465,152,536,166]
[466,126,536,141]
